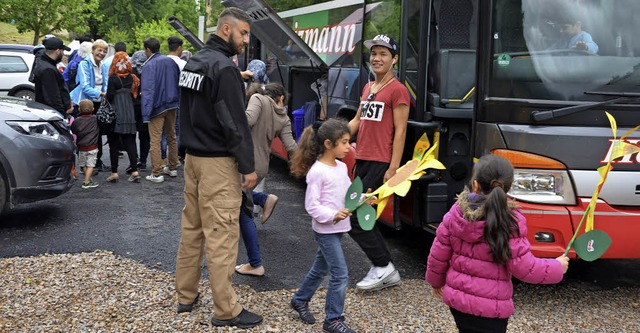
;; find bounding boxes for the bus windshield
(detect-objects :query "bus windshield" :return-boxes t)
[489,0,640,102]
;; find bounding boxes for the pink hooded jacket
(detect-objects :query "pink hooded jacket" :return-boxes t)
[425,191,564,319]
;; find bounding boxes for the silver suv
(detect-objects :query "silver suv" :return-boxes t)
[0,97,75,215]
[0,49,36,100]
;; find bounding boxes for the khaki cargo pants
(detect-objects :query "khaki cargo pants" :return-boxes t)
[175,155,243,320]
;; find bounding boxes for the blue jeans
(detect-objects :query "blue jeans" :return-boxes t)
[238,191,269,267]
[292,232,348,323]
[239,210,261,267]
[252,190,268,207]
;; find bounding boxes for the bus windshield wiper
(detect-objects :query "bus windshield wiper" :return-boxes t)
[530,91,640,122]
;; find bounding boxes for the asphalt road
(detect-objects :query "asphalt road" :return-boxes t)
[1,154,639,291]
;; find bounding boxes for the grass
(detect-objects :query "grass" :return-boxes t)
[0,22,70,45]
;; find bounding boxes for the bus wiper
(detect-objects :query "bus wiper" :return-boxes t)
[530,91,640,121]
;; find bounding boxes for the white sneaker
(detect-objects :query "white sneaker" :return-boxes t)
[162,166,178,177]
[145,174,165,183]
[356,262,401,291]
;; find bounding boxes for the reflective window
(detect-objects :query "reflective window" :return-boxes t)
[490,0,640,101]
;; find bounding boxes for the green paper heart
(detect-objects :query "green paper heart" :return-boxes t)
[573,230,612,262]
[357,205,377,231]
[345,176,363,212]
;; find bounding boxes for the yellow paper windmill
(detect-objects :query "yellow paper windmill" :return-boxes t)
[345,134,446,231]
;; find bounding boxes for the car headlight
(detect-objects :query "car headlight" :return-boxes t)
[6,121,60,141]
[491,149,576,205]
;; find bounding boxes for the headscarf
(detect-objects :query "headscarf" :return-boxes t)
[247,59,269,84]
[130,50,148,72]
[109,51,140,98]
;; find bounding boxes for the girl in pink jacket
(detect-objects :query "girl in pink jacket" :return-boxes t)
[425,154,569,333]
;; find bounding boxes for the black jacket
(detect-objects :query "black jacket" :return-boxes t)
[179,34,255,174]
[33,53,71,115]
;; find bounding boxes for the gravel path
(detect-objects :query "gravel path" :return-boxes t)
[0,251,638,332]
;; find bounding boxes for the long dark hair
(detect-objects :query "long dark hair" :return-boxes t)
[290,119,350,178]
[473,154,518,265]
[246,82,287,104]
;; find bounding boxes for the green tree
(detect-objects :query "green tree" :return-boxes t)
[97,0,204,51]
[134,19,178,54]
[0,0,100,45]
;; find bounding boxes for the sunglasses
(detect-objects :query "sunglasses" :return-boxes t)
[361,93,376,113]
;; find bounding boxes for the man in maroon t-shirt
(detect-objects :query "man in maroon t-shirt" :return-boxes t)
[347,34,410,291]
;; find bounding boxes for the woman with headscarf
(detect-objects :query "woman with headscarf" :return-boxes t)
[104,52,141,183]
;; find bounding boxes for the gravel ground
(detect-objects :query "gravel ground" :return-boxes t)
[0,251,638,333]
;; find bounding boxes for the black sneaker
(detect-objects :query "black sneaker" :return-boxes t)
[291,300,316,324]
[137,162,147,171]
[210,308,262,329]
[323,319,356,333]
[176,292,199,313]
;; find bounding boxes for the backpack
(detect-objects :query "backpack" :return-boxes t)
[67,65,79,91]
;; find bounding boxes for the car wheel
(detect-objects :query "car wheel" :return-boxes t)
[0,175,6,216]
[13,89,35,100]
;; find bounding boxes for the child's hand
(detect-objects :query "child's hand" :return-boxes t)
[555,254,569,273]
[431,287,443,300]
[333,208,351,223]
[364,188,377,206]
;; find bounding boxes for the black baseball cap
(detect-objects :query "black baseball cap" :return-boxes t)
[43,37,71,51]
[363,34,399,56]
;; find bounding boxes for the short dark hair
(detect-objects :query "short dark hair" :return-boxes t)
[143,38,160,53]
[114,42,127,52]
[79,36,93,44]
[167,36,183,52]
[219,7,252,26]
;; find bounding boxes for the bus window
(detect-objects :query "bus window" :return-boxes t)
[489,0,640,102]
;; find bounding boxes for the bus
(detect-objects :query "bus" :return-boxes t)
[187,0,640,259]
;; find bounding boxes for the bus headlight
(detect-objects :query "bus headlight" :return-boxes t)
[508,169,576,205]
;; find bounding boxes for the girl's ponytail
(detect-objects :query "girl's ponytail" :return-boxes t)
[289,119,350,178]
[290,125,319,178]
[473,155,518,265]
[484,183,518,265]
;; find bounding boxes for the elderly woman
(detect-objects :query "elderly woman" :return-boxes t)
[70,39,110,171]
[104,52,141,183]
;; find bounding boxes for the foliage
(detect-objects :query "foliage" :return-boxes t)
[97,0,204,52]
[0,0,101,45]
[133,19,179,55]
[104,26,135,52]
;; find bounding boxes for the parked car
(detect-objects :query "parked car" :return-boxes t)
[0,50,36,100]
[0,44,34,53]
[0,97,75,215]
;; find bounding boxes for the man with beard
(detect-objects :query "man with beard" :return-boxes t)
[34,37,73,117]
[175,7,262,329]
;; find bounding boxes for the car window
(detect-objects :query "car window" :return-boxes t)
[0,55,29,73]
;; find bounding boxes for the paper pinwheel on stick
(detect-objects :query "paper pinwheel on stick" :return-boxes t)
[564,112,640,261]
[345,134,446,231]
